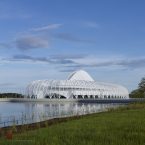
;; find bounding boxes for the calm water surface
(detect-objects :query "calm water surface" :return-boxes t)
[0,102,122,127]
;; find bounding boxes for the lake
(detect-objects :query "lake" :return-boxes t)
[0,102,122,127]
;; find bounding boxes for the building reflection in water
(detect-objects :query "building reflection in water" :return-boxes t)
[0,102,122,127]
[24,102,120,122]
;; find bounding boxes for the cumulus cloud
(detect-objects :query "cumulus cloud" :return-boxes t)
[31,24,62,31]
[15,35,49,50]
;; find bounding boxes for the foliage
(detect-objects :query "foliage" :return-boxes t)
[138,77,145,93]
[0,93,24,98]
[129,89,144,98]
[130,77,145,98]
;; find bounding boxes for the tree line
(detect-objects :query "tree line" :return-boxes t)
[130,77,145,98]
[0,93,24,98]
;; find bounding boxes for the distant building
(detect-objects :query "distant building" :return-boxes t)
[26,70,129,99]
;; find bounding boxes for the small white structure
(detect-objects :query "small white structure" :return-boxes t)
[26,70,129,99]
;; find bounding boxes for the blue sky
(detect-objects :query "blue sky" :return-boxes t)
[0,0,145,92]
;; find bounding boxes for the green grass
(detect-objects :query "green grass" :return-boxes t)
[1,102,145,145]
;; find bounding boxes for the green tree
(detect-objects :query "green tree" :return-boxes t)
[130,77,145,98]
[138,77,145,93]
[0,93,24,98]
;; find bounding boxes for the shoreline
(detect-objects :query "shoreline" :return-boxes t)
[1,112,98,131]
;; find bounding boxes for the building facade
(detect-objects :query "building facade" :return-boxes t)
[26,70,129,99]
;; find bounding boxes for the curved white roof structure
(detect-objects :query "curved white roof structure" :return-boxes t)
[26,70,129,99]
[68,70,94,81]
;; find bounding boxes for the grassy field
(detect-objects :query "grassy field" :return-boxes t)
[1,102,145,145]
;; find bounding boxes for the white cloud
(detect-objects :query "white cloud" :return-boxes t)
[2,54,145,71]
[15,35,49,50]
[66,55,145,70]
[31,24,63,31]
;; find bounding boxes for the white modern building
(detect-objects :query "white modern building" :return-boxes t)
[26,70,129,99]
